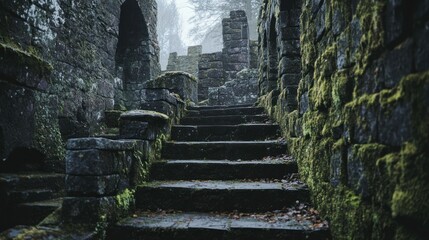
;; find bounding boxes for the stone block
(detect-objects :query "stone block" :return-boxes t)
[140,89,177,105]
[280,57,301,74]
[140,101,176,117]
[105,110,125,128]
[145,72,198,103]
[378,100,412,147]
[281,27,300,41]
[281,74,301,89]
[66,175,126,196]
[120,110,170,140]
[347,146,369,198]
[66,138,141,151]
[0,43,51,91]
[62,196,121,223]
[281,40,300,57]
[337,31,351,70]
[384,39,413,88]
[65,149,130,175]
[415,21,429,72]
[385,0,406,46]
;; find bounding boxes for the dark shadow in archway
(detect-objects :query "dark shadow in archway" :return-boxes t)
[0,147,45,173]
[116,0,150,83]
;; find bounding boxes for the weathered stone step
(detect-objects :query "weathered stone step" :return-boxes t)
[0,173,64,192]
[107,212,330,240]
[162,141,287,160]
[13,198,62,226]
[6,189,59,204]
[188,104,254,111]
[150,160,297,181]
[180,114,270,125]
[171,124,280,141]
[186,107,265,117]
[136,181,309,212]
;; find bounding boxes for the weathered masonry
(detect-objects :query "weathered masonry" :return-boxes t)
[258,0,429,239]
[0,0,160,171]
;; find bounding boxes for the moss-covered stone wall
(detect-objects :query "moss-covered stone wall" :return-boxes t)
[0,0,161,171]
[0,0,160,139]
[258,0,429,239]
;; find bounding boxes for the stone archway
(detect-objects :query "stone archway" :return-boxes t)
[116,0,150,84]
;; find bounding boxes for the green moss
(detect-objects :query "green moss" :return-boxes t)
[115,189,136,213]
[332,70,352,109]
[33,93,65,171]
[353,0,385,79]
[0,42,53,77]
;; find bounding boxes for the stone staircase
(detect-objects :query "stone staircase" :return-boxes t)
[0,173,64,231]
[107,104,330,239]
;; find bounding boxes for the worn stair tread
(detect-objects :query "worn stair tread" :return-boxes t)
[136,180,309,212]
[108,212,329,240]
[150,160,297,180]
[20,198,63,208]
[7,189,59,204]
[142,180,307,190]
[171,124,280,141]
[188,104,254,110]
[162,140,287,160]
[186,107,265,117]
[0,173,65,190]
[180,114,270,125]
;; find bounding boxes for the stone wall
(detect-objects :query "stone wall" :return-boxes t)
[258,0,429,239]
[0,0,160,136]
[0,0,160,171]
[222,10,251,80]
[208,69,258,106]
[198,52,225,101]
[0,44,63,172]
[166,45,202,77]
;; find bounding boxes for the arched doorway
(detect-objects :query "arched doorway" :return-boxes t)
[267,16,279,92]
[116,0,150,84]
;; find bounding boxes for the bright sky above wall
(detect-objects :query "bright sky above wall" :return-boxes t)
[175,0,197,46]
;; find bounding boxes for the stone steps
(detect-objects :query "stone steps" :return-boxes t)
[150,160,297,181]
[6,189,60,204]
[0,173,64,191]
[107,103,330,239]
[180,114,270,125]
[186,107,265,117]
[0,173,65,231]
[13,198,62,226]
[107,212,330,240]
[136,180,309,212]
[171,124,281,141]
[162,141,287,160]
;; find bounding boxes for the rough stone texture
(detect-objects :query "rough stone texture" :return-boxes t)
[198,52,225,101]
[208,68,259,106]
[145,71,198,104]
[258,0,429,239]
[0,0,161,171]
[119,110,170,140]
[108,212,329,240]
[166,45,202,78]
[0,44,63,172]
[197,11,256,103]
[222,10,251,80]
[63,137,151,224]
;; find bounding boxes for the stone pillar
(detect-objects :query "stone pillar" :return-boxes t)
[198,52,225,101]
[63,138,147,223]
[222,10,250,80]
